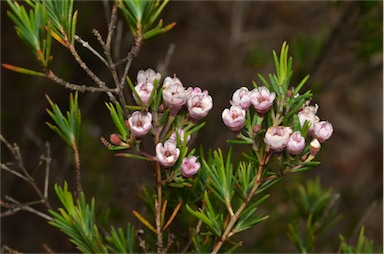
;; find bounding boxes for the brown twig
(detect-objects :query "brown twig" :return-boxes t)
[155,162,165,254]
[42,244,55,254]
[0,135,52,210]
[67,42,105,87]
[47,70,118,94]
[72,142,83,195]
[93,4,130,117]
[165,233,176,253]
[136,229,150,254]
[74,35,108,66]
[2,245,22,254]
[2,196,53,221]
[43,143,51,199]
[66,35,117,102]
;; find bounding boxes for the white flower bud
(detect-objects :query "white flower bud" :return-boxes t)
[310,139,321,155]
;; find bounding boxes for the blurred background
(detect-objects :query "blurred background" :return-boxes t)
[1,1,382,253]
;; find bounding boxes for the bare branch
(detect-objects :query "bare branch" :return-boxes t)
[66,39,117,102]
[2,245,22,254]
[1,163,29,181]
[1,135,52,209]
[106,4,118,51]
[0,134,15,154]
[67,43,106,87]
[47,70,119,94]
[93,4,130,116]
[42,244,55,254]
[74,35,109,66]
[119,37,142,92]
[3,196,53,221]
[43,142,51,199]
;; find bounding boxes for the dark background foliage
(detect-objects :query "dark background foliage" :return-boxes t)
[1,1,382,253]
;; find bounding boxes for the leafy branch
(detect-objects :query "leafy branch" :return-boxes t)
[49,182,137,253]
[46,92,82,194]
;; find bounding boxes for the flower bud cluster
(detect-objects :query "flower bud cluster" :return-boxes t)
[222,86,276,131]
[161,76,214,119]
[124,69,210,177]
[222,85,333,157]
[264,103,333,155]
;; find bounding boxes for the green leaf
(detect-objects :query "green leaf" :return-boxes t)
[293,74,310,96]
[7,0,52,67]
[115,152,154,161]
[186,204,215,232]
[106,102,129,139]
[37,0,77,44]
[126,75,145,106]
[46,92,81,148]
[203,149,233,206]
[227,139,253,145]
[2,63,46,77]
[106,224,136,253]
[117,0,175,40]
[49,183,107,253]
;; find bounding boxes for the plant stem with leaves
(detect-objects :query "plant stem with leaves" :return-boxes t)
[212,151,270,254]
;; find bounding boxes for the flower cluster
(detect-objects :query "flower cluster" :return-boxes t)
[222,86,333,156]
[111,68,211,177]
[161,76,213,119]
[222,86,276,131]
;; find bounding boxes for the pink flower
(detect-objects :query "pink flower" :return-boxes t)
[128,111,152,137]
[134,82,153,105]
[137,68,161,85]
[162,76,187,115]
[181,156,201,178]
[186,87,213,120]
[222,105,246,132]
[298,104,319,131]
[313,121,333,142]
[134,69,160,106]
[170,128,191,144]
[250,86,276,114]
[156,139,180,167]
[287,131,305,155]
[230,87,251,109]
[264,126,293,152]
